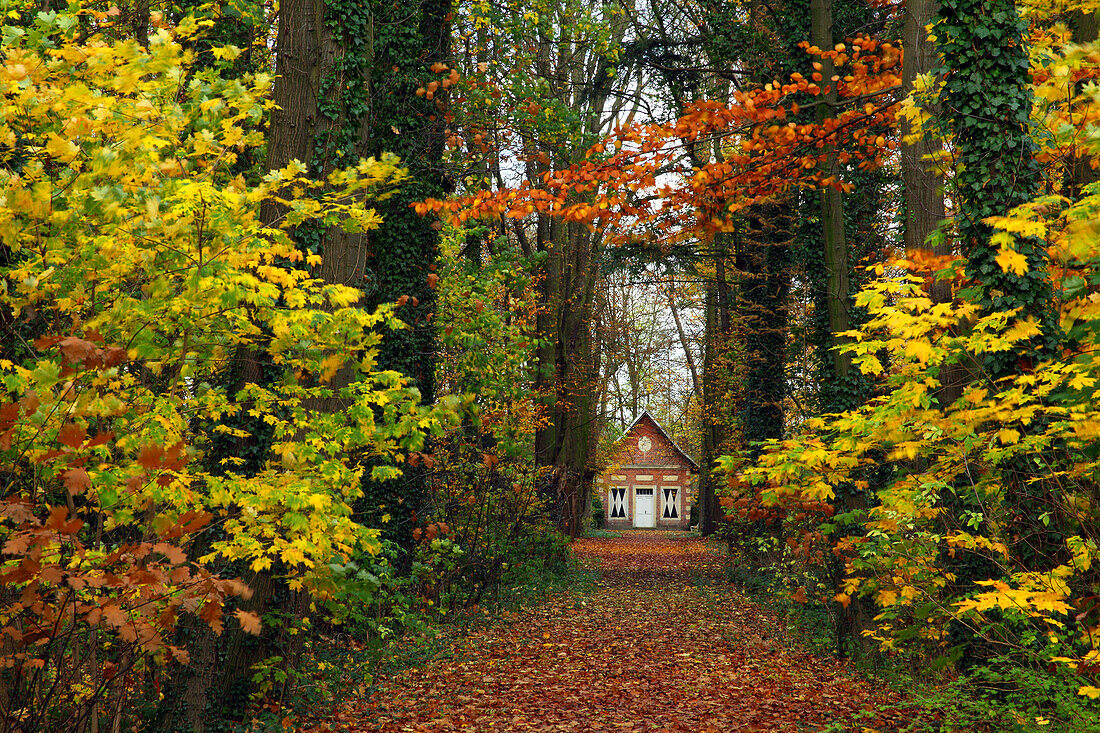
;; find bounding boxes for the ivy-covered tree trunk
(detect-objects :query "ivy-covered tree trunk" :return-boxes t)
[737,196,792,458]
[935,0,1064,669]
[936,0,1056,366]
[811,0,853,386]
[155,1,450,727]
[260,0,449,412]
[353,0,450,545]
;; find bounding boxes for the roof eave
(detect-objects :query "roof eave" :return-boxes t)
[622,409,700,471]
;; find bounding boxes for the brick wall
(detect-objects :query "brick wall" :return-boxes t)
[607,417,687,468]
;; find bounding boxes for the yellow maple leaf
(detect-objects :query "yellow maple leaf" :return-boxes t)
[1030,592,1071,614]
[44,133,79,162]
[319,354,345,383]
[906,339,933,363]
[965,387,988,404]
[995,244,1029,275]
[280,546,307,565]
[1068,372,1096,390]
[1004,317,1040,344]
[858,353,884,375]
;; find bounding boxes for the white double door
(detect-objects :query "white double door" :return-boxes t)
[633,487,656,528]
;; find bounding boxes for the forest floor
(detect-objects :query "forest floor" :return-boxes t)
[301,532,914,732]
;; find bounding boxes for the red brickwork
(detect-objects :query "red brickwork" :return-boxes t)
[598,412,698,530]
[607,418,686,467]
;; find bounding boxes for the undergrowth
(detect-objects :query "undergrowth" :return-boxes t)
[582,528,623,538]
[238,532,580,732]
[722,548,1100,732]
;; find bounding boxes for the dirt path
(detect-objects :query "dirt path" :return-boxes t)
[312,532,910,732]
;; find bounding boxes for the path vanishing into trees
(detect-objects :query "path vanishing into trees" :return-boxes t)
[305,533,913,732]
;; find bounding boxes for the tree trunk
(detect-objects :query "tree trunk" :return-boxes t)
[521,2,632,538]
[152,0,327,701]
[738,196,793,456]
[812,0,852,383]
[665,283,702,402]
[351,0,450,548]
[1068,10,1099,197]
[935,0,1061,671]
[902,0,967,408]
[534,222,602,537]
[155,0,450,726]
[901,0,945,259]
[698,282,722,536]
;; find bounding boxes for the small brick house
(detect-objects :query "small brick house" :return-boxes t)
[598,411,699,530]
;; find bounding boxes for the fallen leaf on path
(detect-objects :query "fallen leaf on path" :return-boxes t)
[297,531,913,732]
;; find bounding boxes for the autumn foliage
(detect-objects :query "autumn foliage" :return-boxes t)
[714,4,1100,722]
[417,37,901,246]
[0,10,457,729]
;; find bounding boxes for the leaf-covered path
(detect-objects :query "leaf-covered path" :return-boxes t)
[315,533,909,732]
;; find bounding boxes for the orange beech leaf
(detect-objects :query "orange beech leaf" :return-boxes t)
[2,535,31,555]
[57,422,86,449]
[303,534,917,732]
[418,36,901,251]
[137,444,164,470]
[45,506,70,531]
[236,610,261,635]
[62,468,91,495]
[152,542,187,565]
[102,604,128,629]
[57,336,95,364]
[0,402,18,429]
[86,431,113,448]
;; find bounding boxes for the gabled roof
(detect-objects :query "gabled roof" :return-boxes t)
[622,409,700,471]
